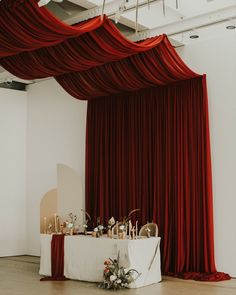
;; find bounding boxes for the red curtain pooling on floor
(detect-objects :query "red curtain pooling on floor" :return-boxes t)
[0,0,230,281]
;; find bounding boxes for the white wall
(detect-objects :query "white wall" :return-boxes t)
[177,31,236,277]
[26,79,87,255]
[0,88,27,256]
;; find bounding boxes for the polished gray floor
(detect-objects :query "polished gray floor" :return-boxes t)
[0,256,235,295]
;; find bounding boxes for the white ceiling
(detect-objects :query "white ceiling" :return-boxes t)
[0,0,236,84]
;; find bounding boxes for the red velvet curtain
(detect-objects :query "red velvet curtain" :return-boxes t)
[86,76,230,281]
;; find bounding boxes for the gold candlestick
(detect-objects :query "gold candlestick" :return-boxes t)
[132,227,135,240]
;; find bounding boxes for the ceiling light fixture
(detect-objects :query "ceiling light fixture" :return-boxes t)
[226,25,236,30]
[190,34,199,39]
[189,34,199,39]
[189,29,199,39]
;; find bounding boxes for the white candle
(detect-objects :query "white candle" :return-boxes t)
[43,217,47,234]
[116,221,118,238]
[129,220,132,239]
[54,213,57,233]
[135,221,138,239]
[57,216,60,232]
[132,227,135,240]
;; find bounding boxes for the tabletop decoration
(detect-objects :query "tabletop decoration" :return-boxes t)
[124,209,140,239]
[96,217,105,236]
[54,213,58,233]
[98,224,104,235]
[119,224,126,239]
[66,212,78,235]
[107,217,115,238]
[92,227,99,237]
[81,209,92,235]
[145,227,151,238]
[67,222,74,235]
[92,217,105,237]
[98,252,140,290]
[123,209,140,225]
[47,223,53,234]
[60,223,65,234]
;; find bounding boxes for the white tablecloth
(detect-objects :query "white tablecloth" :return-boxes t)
[39,234,162,288]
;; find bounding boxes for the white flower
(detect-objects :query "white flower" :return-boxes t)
[98,225,104,230]
[83,224,88,228]
[119,225,125,231]
[116,279,121,284]
[94,227,98,232]
[110,275,117,281]
[67,223,73,228]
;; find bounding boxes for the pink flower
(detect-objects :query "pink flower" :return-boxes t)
[104,260,111,265]
[104,268,109,273]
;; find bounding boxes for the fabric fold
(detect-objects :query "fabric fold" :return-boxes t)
[40,234,67,281]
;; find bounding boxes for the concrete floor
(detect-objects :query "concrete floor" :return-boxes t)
[0,256,235,295]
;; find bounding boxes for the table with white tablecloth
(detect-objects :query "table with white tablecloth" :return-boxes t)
[39,234,161,288]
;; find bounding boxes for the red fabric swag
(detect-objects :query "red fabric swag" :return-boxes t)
[0,0,104,58]
[56,36,199,100]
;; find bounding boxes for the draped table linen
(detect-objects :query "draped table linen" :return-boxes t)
[39,234,161,288]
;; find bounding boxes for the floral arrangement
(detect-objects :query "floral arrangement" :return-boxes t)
[65,212,77,227]
[81,209,92,233]
[98,253,140,290]
[65,213,78,234]
[93,217,105,237]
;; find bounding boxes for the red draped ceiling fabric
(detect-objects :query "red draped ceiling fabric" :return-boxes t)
[0,0,197,98]
[0,0,230,281]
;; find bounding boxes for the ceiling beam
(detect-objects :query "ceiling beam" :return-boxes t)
[65,0,152,31]
[67,0,96,9]
[128,4,236,41]
[0,70,34,84]
[64,0,185,40]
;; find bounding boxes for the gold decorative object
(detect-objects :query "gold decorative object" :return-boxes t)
[107,229,112,238]
[47,223,52,234]
[60,224,64,234]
